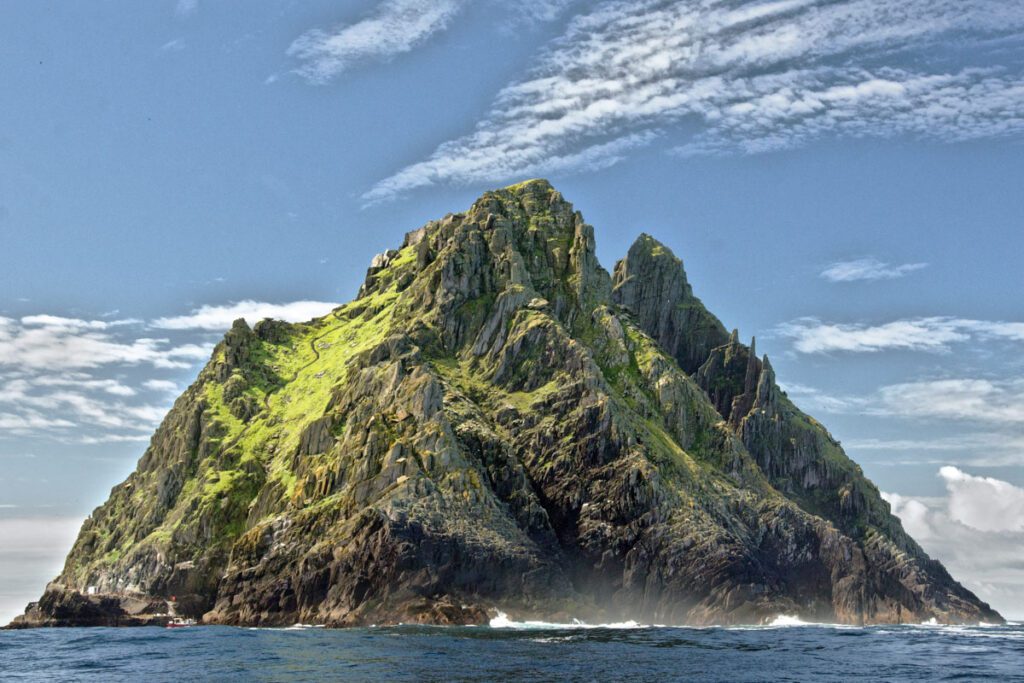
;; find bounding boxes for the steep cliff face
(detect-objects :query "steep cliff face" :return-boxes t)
[10,180,1000,628]
[611,233,730,375]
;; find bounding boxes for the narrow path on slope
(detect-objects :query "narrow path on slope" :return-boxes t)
[217,311,343,456]
[261,316,338,411]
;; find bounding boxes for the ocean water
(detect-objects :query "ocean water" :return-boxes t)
[2,615,1022,682]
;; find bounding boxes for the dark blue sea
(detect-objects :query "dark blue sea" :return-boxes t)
[2,617,1022,682]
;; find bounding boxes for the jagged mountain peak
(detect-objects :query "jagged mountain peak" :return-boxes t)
[359,179,610,342]
[10,180,999,630]
[623,232,686,270]
[612,234,729,374]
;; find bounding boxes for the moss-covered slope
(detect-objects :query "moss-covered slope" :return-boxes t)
[11,180,1000,628]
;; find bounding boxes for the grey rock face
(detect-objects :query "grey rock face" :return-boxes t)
[612,234,730,374]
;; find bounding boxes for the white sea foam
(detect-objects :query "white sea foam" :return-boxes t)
[722,616,866,630]
[489,611,643,629]
[246,623,325,631]
[489,611,856,630]
[766,615,812,627]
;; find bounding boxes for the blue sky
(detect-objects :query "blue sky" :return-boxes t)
[2,0,1023,621]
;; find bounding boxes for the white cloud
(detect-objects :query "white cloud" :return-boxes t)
[884,468,1024,618]
[143,379,179,393]
[288,0,575,83]
[788,376,1024,426]
[672,67,1024,157]
[874,379,1024,424]
[820,258,927,282]
[74,434,152,445]
[0,377,171,436]
[20,315,140,330]
[288,0,468,83]
[0,412,76,432]
[151,300,338,331]
[846,433,1024,467]
[365,0,1024,201]
[777,317,969,354]
[0,300,333,442]
[779,381,864,413]
[783,377,1024,468]
[938,466,1024,533]
[964,320,1024,342]
[881,491,936,541]
[776,316,1024,354]
[0,315,208,371]
[31,373,136,397]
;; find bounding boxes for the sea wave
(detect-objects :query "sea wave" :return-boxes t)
[488,611,1012,632]
[488,611,643,629]
[5,623,1023,680]
[246,623,326,631]
[765,614,811,627]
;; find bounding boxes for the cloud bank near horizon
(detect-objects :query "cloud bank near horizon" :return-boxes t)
[885,467,1024,618]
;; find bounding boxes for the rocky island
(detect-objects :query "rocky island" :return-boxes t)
[9,180,1001,628]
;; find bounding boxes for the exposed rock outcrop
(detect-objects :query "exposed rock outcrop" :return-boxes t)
[10,179,1000,629]
[612,233,730,374]
[8,585,171,628]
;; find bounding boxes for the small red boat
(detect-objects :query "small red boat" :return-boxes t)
[166,617,196,628]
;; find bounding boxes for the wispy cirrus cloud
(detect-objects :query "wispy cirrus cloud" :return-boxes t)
[846,432,1024,467]
[671,66,1024,157]
[289,0,575,83]
[364,0,1024,202]
[821,258,928,282]
[776,316,1024,354]
[289,0,467,83]
[787,377,1024,428]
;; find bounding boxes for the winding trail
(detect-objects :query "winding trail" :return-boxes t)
[219,311,344,455]
[261,317,338,411]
